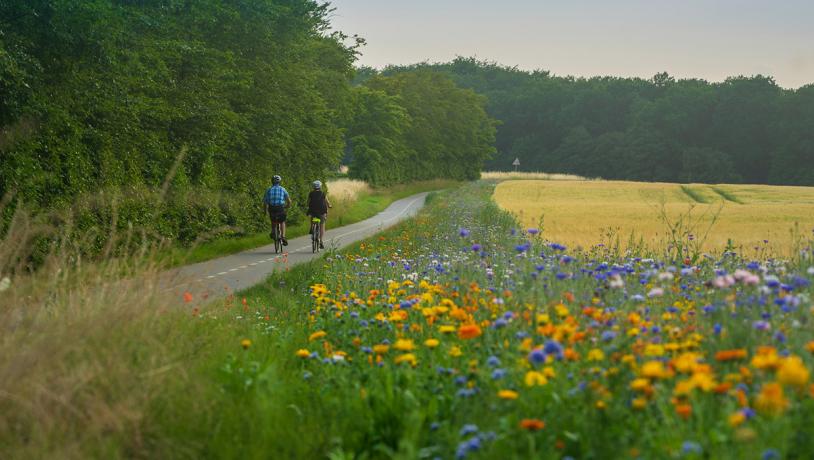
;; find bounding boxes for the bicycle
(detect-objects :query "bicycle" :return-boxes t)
[270,219,283,254]
[310,217,321,253]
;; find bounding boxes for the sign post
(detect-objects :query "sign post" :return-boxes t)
[512,157,520,172]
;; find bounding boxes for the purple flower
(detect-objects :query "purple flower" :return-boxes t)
[459,228,470,237]
[459,424,479,436]
[753,320,771,331]
[471,243,482,252]
[527,228,539,235]
[543,340,564,360]
[528,348,546,365]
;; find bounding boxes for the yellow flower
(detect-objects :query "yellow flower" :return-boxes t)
[394,339,415,351]
[524,371,548,387]
[449,346,463,357]
[641,360,668,379]
[308,330,327,342]
[630,378,651,392]
[394,353,417,366]
[439,325,456,334]
[543,366,556,378]
[673,352,701,373]
[241,339,252,350]
[777,356,810,388]
[751,346,780,370]
[373,344,390,355]
[728,412,746,427]
[424,338,440,348]
[632,397,648,410]
[587,348,605,362]
[295,349,310,358]
[644,344,665,357]
[497,389,519,400]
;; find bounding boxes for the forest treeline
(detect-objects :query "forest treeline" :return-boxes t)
[0,1,493,251]
[377,58,814,185]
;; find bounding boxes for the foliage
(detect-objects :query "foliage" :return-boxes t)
[0,0,358,249]
[381,57,814,185]
[347,70,497,185]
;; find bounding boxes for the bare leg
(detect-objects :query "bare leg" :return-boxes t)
[320,221,326,240]
[281,222,286,238]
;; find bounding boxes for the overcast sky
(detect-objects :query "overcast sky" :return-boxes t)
[328,0,814,89]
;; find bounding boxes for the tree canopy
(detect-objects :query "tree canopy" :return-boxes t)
[389,57,814,185]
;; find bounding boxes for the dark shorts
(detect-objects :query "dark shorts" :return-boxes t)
[268,205,286,223]
[310,213,327,222]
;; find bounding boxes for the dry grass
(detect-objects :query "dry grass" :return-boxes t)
[481,171,593,181]
[326,178,372,205]
[0,205,208,458]
[493,180,814,256]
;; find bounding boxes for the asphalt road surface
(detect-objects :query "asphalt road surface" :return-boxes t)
[159,192,430,302]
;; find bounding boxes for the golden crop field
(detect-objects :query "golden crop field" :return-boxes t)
[493,179,814,256]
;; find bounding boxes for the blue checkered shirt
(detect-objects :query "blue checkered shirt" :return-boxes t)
[263,185,289,206]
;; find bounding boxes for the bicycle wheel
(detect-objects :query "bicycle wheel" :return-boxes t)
[273,223,282,253]
[311,225,319,253]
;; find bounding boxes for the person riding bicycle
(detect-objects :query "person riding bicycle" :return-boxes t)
[307,180,331,249]
[263,175,291,245]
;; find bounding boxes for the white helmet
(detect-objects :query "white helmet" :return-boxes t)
[312,180,322,190]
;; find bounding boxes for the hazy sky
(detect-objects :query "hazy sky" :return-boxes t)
[328,0,814,89]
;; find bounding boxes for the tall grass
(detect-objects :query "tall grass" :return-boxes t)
[0,203,208,458]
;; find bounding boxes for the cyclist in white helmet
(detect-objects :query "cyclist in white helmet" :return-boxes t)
[306,180,331,249]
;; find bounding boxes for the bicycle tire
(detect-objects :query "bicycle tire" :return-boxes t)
[311,223,319,253]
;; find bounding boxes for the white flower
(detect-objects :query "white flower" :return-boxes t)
[807,266,814,276]
[609,275,625,289]
[658,272,674,282]
[0,276,9,292]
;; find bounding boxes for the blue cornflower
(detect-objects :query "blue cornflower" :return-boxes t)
[491,369,507,380]
[528,348,546,365]
[761,449,781,460]
[681,441,702,455]
[459,424,479,436]
[487,356,501,367]
[543,340,564,360]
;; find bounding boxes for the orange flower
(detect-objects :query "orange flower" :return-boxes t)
[755,382,788,415]
[458,323,482,339]
[715,349,748,361]
[675,403,692,419]
[519,418,545,431]
[713,382,733,394]
[183,291,193,303]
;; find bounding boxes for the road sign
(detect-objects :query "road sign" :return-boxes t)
[512,157,520,171]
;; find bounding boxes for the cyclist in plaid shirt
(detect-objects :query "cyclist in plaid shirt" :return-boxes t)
[263,175,291,245]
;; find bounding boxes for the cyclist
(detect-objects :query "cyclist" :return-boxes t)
[263,175,291,245]
[307,180,332,249]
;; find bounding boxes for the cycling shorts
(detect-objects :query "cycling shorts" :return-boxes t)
[268,205,287,223]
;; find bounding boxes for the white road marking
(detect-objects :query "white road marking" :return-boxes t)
[159,192,428,297]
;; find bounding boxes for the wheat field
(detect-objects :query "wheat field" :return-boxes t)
[493,180,814,256]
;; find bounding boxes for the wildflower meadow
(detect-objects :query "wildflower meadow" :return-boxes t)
[215,182,814,459]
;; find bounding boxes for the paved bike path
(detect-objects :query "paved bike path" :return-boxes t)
[159,192,429,302]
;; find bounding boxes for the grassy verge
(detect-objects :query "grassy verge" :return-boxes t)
[5,182,814,458]
[162,179,458,267]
